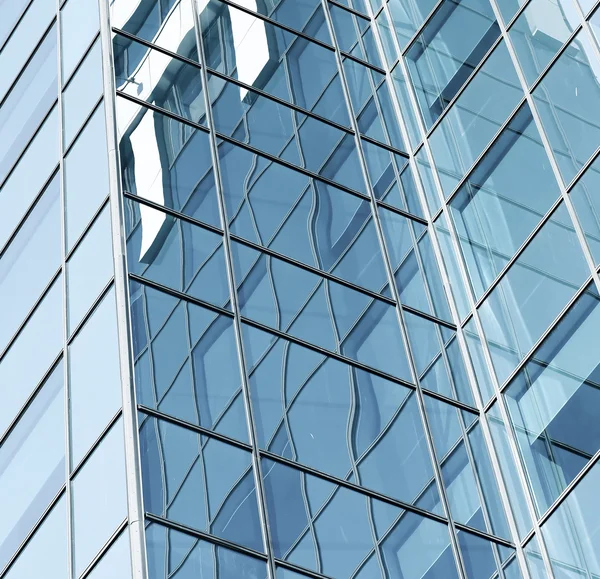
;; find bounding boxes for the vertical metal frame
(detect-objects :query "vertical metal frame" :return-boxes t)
[98,1,149,577]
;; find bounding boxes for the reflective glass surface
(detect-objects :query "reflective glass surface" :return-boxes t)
[87,530,132,579]
[61,0,100,81]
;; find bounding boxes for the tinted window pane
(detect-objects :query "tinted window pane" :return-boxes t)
[72,419,127,577]
[139,413,264,552]
[0,363,64,570]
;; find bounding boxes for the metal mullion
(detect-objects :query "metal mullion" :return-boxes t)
[191,2,278,578]
[398,0,446,59]
[98,1,149,577]
[276,559,336,579]
[321,1,471,576]
[329,0,369,20]
[369,1,536,577]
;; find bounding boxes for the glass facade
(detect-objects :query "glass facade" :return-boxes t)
[2,0,600,577]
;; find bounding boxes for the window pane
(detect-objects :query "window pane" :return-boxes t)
[139,413,264,552]
[0,0,31,47]
[386,0,439,50]
[63,39,103,147]
[87,529,132,579]
[130,281,249,444]
[533,30,600,185]
[72,418,127,578]
[0,173,61,353]
[67,205,114,334]
[0,106,58,251]
[504,283,600,514]
[0,277,62,437]
[61,0,100,81]
[0,24,57,183]
[125,200,231,310]
[478,203,589,386]
[449,104,561,299]
[0,363,64,570]
[65,102,109,250]
[457,528,509,579]
[146,521,267,579]
[118,104,221,230]
[70,287,121,468]
[4,497,67,579]
[0,0,55,103]
[242,323,441,511]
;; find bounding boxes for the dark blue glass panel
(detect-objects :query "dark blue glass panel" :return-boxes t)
[242,323,440,509]
[140,413,264,552]
[125,199,231,310]
[146,522,268,579]
[457,529,507,579]
[449,104,561,299]
[130,281,249,443]
[233,241,412,380]
[504,283,600,514]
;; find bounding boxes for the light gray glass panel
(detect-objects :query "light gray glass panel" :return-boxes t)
[0,25,57,184]
[87,529,132,579]
[72,418,127,578]
[61,0,99,81]
[0,363,64,571]
[0,106,58,250]
[0,277,62,437]
[0,174,61,353]
[0,0,55,103]
[3,497,67,579]
[70,287,121,469]
[62,39,103,147]
[65,102,109,250]
[67,205,113,334]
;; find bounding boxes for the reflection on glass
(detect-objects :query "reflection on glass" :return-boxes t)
[406,0,500,129]
[449,104,560,299]
[262,457,459,578]
[0,363,64,571]
[386,0,440,50]
[130,281,248,443]
[504,283,600,514]
[457,528,509,579]
[243,323,440,510]
[478,203,589,386]
[146,521,267,579]
[139,413,264,552]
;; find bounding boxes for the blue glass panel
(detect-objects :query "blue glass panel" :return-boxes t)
[139,413,264,552]
[61,0,100,81]
[209,74,364,194]
[449,104,561,299]
[219,137,388,293]
[72,419,127,577]
[0,25,57,184]
[0,277,62,437]
[478,203,589,386]
[533,30,600,185]
[118,103,220,229]
[67,205,114,334]
[0,363,64,571]
[509,0,579,87]
[569,154,600,266]
[202,0,350,126]
[146,522,268,579]
[0,0,55,103]
[111,0,198,63]
[0,106,58,250]
[406,0,500,129]
[242,323,440,509]
[0,0,31,48]
[0,174,60,353]
[386,0,439,50]
[504,283,600,514]
[233,241,412,380]
[262,457,458,577]
[391,63,423,151]
[463,318,496,403]
[62,39,103,147]
[114,34,206,128]
[125,199,231,310]
[65,102,110,249]
[375,8,398,68]
[428,41,523,199]
[130,281,249,444]
[458,529,507,579]
[496,0,527,24]
[541,461,600,577]
[4,497,67,579]
[69,288,121,468]
[87,530,131,579]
